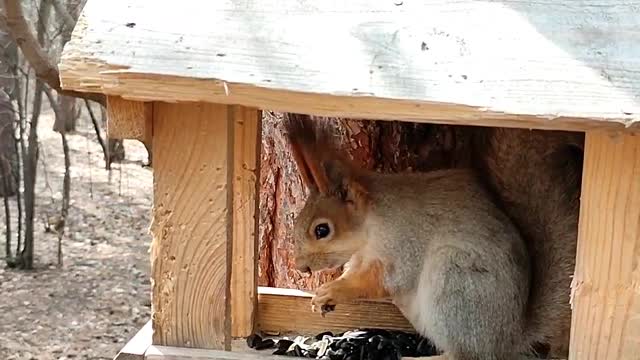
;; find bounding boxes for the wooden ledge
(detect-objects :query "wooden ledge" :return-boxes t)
[257,287,413,335]
[114,287,412,359]
[145,345,291,360]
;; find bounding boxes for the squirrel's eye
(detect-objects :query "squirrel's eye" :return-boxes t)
[314,223,331,240]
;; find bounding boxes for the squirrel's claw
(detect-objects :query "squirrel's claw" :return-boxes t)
[311,301,336,317]
[311,284,338,316]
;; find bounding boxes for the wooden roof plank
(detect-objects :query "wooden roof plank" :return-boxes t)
[59,0,640,130]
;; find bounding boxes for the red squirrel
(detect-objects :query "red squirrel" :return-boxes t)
[285,114,582,359]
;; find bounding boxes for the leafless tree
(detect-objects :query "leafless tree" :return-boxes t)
[0,0,133,268]
[1,0,104,104]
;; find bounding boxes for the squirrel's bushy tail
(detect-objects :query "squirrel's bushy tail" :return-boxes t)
[473,127,583,356]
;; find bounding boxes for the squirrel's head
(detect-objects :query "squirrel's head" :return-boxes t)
[285,115,369,273]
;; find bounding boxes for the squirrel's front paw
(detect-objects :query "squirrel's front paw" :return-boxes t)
[311,282,343,317]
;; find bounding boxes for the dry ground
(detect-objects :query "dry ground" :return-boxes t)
[0,108,153,360]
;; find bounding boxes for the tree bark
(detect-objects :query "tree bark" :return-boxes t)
[257,113,475,290]
[17,0,49,269]
[19,79,43,269]
[0,90,15,197]
[0,11,17,198]
[53,94,77,132]
[1,153,11,260]
[44,85,69,267]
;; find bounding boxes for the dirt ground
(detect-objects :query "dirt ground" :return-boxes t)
[0,108,153,360]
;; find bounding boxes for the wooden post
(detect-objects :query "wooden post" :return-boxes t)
[149,102,260,349]
[230,107,261,338]
[106,96,153,144]
[569,131,640,360]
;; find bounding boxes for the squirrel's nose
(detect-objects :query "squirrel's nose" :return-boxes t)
[295,260,312,275]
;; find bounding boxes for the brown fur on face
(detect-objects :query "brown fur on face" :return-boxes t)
[284,114,370,273]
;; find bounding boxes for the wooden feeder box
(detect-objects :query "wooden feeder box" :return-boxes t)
[59,1,640,359]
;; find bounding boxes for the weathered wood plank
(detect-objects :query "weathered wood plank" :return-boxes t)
[230,107,261,338]
[114,320,152,360]
[150,102,232,350]
[60,0,640,131]
[145,344,293,360]
[257,287,414,335]
[569,131,640,360]
[106,96,152,143]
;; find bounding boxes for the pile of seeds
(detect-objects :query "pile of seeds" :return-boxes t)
[246,329,439,359]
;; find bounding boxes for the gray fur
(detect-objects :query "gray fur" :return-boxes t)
[366,170,531,360]
[473,128,583,357]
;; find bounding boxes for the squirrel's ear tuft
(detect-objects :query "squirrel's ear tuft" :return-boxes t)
[284,113,330,193]
[284,113,369,206]
[323,159,369,209]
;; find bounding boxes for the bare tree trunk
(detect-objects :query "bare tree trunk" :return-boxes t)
[258,113,475,290]
[0,11,17,198]
[44,86,69,267]
[0,100,15,197]
[58,130,69,267]
[1,155,11,260]
[17,0,50,269]
[98,105,125,165]
[14,67,25,257]
[19,79,43,269]
[0,22,17,263]
[53,94,77,132]
[108,139,125,163]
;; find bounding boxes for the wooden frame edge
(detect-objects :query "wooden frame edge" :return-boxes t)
[113,320,152,360]
[256,286,414,334]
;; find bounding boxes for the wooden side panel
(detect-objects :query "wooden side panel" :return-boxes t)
[230,107,261,337]
[257,287,414,335]
[569,132,640,360]
[106,96,152,143]
[150,102,232,350]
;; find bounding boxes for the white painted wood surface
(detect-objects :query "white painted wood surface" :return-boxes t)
[60,0,640,130]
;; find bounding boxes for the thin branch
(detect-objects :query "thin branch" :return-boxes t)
[84,126,93,198]
[1,0,105,105]
[83,99,108,169]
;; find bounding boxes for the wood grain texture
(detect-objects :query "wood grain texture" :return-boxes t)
[145,344,291,360]
[569,131,640,360]
[114,320,152,360]
[256,287,414,335]
[106,96,152,144]
[150,102,232,350]
[230,107,261,337]
[59,0,640,131]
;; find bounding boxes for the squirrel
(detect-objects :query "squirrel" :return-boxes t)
[472,127,583,358]
[284,114,552,360]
